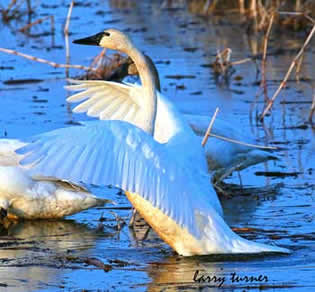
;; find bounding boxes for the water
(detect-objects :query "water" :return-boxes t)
[0,0,314,291]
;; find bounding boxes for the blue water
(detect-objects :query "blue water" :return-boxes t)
[0,1,314,291]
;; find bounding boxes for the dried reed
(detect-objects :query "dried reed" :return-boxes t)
[19,15,54,32]
[213,48,232,76]
[80,53,132,81]
[260,13,274,103]
[209,133,277,150]
[18,15,55,46]
[309,91,315,123]
[202,107,220,147]
[0,1,129,82]
[0,47,96,72]
[1,0,18,22]
[260,23,315,121]
[64,0,74,78]
[1,0,33,22]
[184,0,314,31]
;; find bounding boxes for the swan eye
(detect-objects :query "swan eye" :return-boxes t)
[104,32,111,36]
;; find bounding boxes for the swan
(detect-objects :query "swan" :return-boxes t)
[0,138,113,219]
[184,114,278,182]
[127,55,279,182]
[16,29,289,256]
[66,55,277,184]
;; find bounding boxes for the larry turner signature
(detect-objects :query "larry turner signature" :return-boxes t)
[193,270,268,288]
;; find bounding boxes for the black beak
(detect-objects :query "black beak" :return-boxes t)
[73,32,104,46]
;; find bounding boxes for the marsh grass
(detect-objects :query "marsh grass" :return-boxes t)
[0,0,131,82]
[1,0,34,23]
[184,0,315,31]
[259,20,315,121]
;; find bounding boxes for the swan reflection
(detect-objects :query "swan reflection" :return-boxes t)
[0,220,107,291]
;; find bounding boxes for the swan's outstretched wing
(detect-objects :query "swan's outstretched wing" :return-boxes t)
[66,79,143,125]
[17,121,201,237]
[16,121,289,255]
[0,139,26,166]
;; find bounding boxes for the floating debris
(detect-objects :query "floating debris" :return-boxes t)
[255,171,302,178]
[165,74,196,79]
[3,78,43,85]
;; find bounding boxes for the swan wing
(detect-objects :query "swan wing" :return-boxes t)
[0,139,26,166]
[16,121,289,255]
[65,79,144,125]
[16,121,200,237]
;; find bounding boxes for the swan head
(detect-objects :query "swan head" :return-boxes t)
[73,29,133,53]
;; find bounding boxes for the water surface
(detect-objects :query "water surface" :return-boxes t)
[0,1,314,291]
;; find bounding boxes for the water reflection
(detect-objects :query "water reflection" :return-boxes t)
[146,254,276,292]
[147,256,212,292]
[0,0,314,290]
[0,220,106,291]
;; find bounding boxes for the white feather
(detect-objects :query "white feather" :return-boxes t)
[0,139,112,219]
[67,80,277,182]
[18,120,289,255]
[11,28,288,255]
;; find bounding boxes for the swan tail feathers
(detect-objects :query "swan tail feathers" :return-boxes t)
[195,209,290,255]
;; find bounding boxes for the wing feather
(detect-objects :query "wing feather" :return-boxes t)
[86,96,112,116]
[66,79,143,126]
[110,99,132,120]
[73,93,111,113]
[92,144,107,185]
[121,104,137,123]
[56,146,83,180]
[99,97,125,119]
[49,144,74,178]
[67,87,101,103]
[17,121,202,238]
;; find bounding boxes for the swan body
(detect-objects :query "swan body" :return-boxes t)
[0,139,112,219]
[18,120,288,255]
[16,29,289,255]
[66,81,209,175]
[184,114,278,180]
[123,54,278,181]
[66,79,277,183]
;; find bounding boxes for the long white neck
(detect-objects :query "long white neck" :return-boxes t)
[126,46,157,135]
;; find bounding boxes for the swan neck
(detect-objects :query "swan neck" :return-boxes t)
[127,46,157,135]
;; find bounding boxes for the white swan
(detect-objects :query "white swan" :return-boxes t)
[16,29,289,256]
[184,114,278,181]
[129,56,279,182]
[0,139,113,219]
[66,55,277,184]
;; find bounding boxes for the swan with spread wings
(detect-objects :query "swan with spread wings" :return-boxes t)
[15,29,289,256]
[66,56,277,185]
